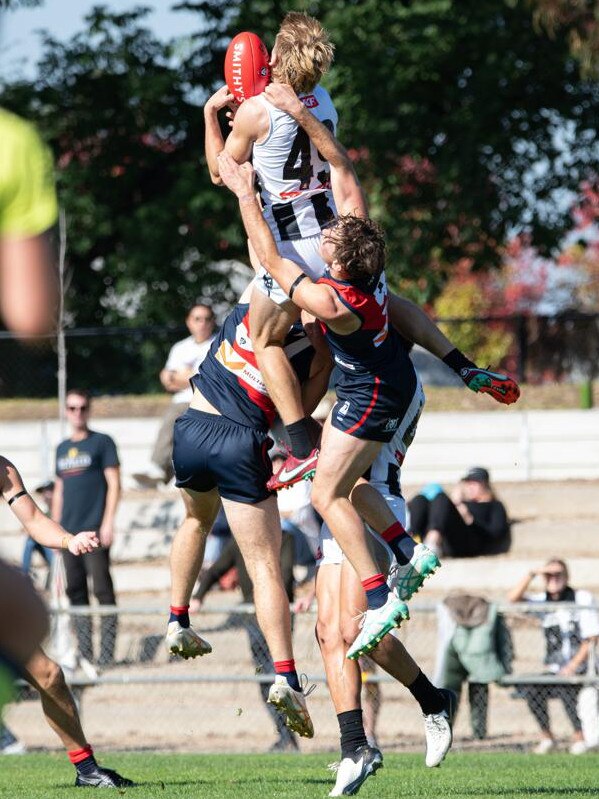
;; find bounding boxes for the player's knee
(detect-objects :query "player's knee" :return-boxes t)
[316,616,342,651]
[340,615,360,647]
[310,486,331,519]
[36,657,65,693]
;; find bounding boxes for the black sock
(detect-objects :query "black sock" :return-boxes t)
[407,670,445,715]
[442,348,476,376]
[285,419,314,459]
[338,709,368,758]
[75,754,98,776]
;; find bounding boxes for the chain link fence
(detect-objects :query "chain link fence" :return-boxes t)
[0,313,598,397]
[5,601,599,754]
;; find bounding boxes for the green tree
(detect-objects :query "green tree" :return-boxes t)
[1,6,247,328]
[185,0,598,302]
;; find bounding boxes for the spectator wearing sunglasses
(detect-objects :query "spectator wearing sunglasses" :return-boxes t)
[52,389,121,667]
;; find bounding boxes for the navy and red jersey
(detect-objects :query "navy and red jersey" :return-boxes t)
[192,303,314,432]
[317,269,418,442]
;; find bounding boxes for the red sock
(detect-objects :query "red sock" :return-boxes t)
[68,744,94,764]
[361,573,386,592]
[381,521,407,544]
[274,659,296,674]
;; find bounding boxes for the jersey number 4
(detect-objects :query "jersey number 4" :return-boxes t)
[283,120,334,190]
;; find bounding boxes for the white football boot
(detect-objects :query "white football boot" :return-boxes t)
[166,620,212,659]
[267,674,314,738]
[328,745,383,796]
[424,688,456,767]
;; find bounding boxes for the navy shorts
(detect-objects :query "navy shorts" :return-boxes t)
[331,370,419,443]
[173,409,274,505]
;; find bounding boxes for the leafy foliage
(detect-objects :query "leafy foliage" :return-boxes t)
[1,6,246,329]
[1,0,598,328]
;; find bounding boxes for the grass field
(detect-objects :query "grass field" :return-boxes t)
[0,752,596,799]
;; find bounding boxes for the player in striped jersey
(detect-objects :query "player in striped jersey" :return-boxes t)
[216,86,520,663]
[205,12,338,484]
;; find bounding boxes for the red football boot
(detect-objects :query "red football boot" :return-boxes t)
[267,448,319,491]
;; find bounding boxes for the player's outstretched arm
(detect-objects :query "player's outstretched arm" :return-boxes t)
[0,457,99,555]
[264,83,367,218]
[204,86,237,185]
[218,151,353,326]
[388,293,520,406]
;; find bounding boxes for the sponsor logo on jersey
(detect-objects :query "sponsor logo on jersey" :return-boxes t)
[384,418,399,432]
[215,340,269,395]
[334,355,356,370]
[337,400,350,417]
[301,95,319,108]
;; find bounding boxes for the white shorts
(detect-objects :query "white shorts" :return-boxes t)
[253,233,327,306]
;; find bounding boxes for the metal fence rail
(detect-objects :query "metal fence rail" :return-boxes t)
[5,602,599,754]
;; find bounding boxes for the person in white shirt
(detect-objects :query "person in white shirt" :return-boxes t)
[134,304,216,487]
[508,559,599,755]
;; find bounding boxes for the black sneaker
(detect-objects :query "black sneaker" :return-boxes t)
[329,745,383,796]
[75,766,135,788]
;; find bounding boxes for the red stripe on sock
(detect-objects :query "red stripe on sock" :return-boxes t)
[381,521,406,544]
[274,659,296,674]
[68,744,93,764]
[170,605,189,614]
[361,573,386,592]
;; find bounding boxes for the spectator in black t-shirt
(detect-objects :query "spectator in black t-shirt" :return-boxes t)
[52,389,121,666]
[408,467,510,558]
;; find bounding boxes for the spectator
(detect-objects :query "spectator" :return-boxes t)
[408,467,510,557]
[52,389,121,666]
[21,481,55,579]
[508,559,599,754]
[434,594,513,739]
[134,304,216,488]
[191,533,298,753]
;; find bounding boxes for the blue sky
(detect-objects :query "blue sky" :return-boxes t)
[0,1,200,79]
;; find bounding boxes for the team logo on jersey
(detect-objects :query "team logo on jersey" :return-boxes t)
[337,400,350,417]
[384,418,399,433]
[301,95,319,108]
[262,274,274,295]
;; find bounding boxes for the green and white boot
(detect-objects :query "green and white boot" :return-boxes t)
[346,592,410,660]
[389,543,441,601]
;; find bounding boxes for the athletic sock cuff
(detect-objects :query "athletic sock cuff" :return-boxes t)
[274,659,296,673]
[170,605,190,614]
[68,744,94,764]
[361,573,386,592]
[381,521,406,543]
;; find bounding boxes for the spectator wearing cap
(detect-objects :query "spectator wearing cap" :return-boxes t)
[407,467,511,558]
[21,481,55,578]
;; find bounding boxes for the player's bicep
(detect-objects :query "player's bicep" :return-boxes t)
[224,128,253,164]
[293,281,352,324]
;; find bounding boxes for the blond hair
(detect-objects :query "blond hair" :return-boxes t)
[271,12,334,94]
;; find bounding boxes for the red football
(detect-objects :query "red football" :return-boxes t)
[224,32,270,104]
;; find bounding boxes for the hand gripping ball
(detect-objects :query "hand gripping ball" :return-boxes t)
[224,31,270,104]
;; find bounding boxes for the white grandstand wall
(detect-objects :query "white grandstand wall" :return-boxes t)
[1,409,599,491]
